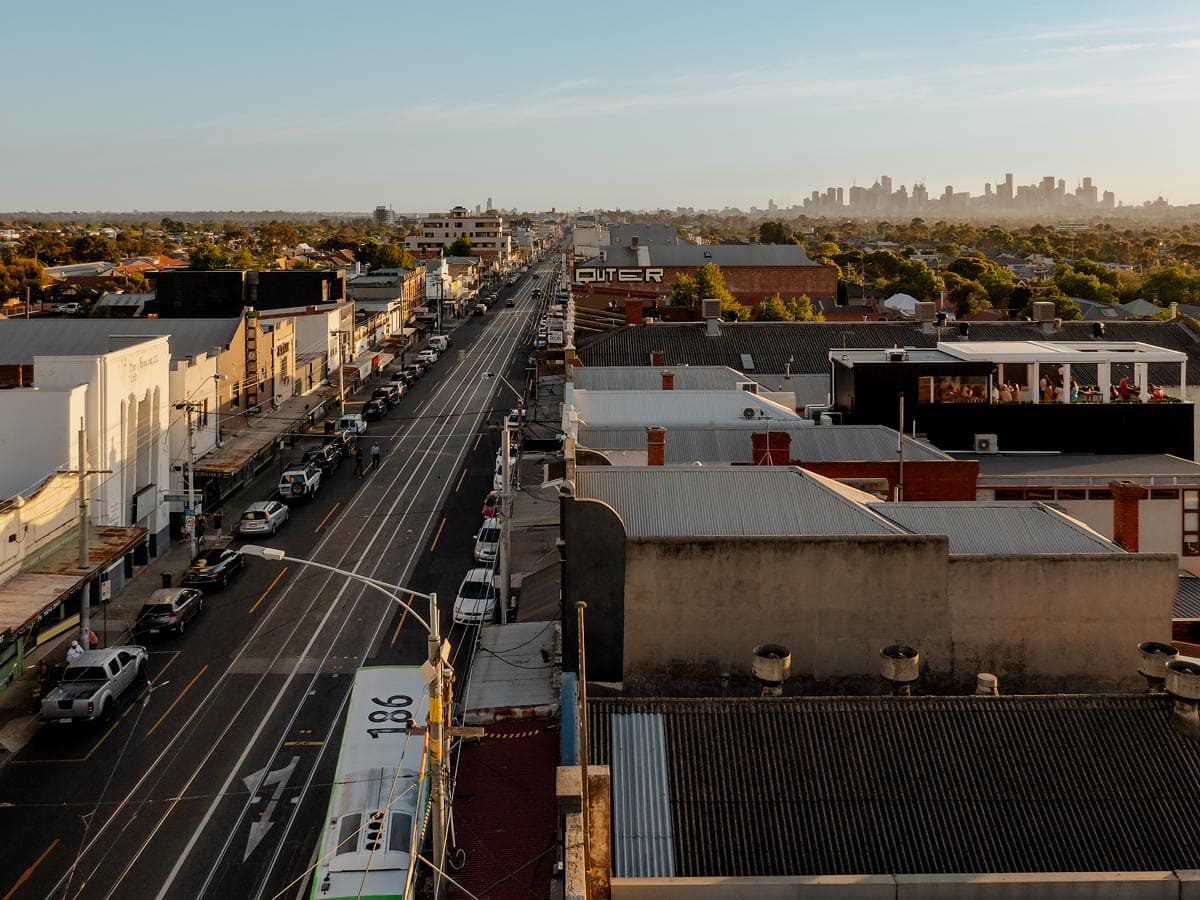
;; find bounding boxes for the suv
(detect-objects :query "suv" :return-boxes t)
[134,588,204,636]
[373,384,400,408]
[362,398,386,421]
[302,443,341,476]
[279,463,322,500]
[417,349,439,365]
[237,500,289,535]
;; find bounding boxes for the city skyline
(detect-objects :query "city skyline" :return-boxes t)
[4,0,1200,211]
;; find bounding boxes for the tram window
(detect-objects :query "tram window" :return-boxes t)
[388,812,413,852]
[336,814,361,855]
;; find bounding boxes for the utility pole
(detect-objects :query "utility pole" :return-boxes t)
[58,418,111,646]
[499,422,512,624]
[175,401,202,554]
[331,330,346,412]
[576,601,591,880]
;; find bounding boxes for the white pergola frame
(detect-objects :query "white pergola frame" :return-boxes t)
[936,341,1188,404]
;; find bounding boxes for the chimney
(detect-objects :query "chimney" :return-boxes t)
[650,350,665,366]
[631,235,640,248]
[661,370,674,391]
[645,426,667,466]
[751,430,792,465]
[624,299,643,325]
[1110,479,1145,551]
[1171,302,1180,320]
[702,298,722,337]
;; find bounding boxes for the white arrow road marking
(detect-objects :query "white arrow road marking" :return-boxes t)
[242,756,299,861]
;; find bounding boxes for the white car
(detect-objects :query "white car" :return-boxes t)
[237,500,289,536]
[417,349,439,365]
[474,519,501,563]
[453,568,498,625]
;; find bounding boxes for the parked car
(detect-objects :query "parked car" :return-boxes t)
[481,491,498,520]
[453,568,498,625]
[302,444,342,476]
[362,398,386,421]
[429,335,451,352]
[237,500,289,536]
[54,302,82,315]
[505,298,515,307]
[474,519,502,563]
[473,303,487,316]
[278,463,322,500]
[417,349,439,365]
[506,408,524,430]
[387,379,408,399]
[403,364,424,381]
[373,384,400,407]
[181,546,245,590]
[41,646,147,724]
[326,428,355,456]
[338,414,367,434]
[134,588,204,636]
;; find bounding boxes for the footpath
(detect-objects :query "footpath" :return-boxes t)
[0,328,459,765]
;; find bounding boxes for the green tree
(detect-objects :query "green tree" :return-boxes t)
[758,221,792,244]
[68,234,120,263]
[946,253,1014,306]
[1141,267,1200,306]
[446,237,473,257]
[888,259,944,302]
[188,242,228,270]
[0,257,43,301]
[228,248,255,269]
[943,271,992,317]
[370,243,416,270]
[667,262,750,319]
[1012,287,1082,321]
[1054,266,1116,304]
[752,295,789,321]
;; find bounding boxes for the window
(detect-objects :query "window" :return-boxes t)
[994,489,1025,500]
[336,814,361,855]
[1026,488,1054,501]
[1088,488,1112,500]
[1185,491,1200,557]
[388,812,413,852]
[1151,488,1180,500]
[1056,489,1086,500]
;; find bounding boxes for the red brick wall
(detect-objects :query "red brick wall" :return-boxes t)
[798,460,979,501]
[580,264,839,307]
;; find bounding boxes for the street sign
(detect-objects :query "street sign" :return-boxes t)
[164,494,191,503]
[185,515,196,533]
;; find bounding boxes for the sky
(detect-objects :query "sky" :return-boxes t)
[5,0,1200,213]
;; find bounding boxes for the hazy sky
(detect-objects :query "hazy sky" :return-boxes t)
[6,0,1200,212]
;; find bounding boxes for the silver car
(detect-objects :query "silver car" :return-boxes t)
[135,588,204,636]
[237,500,289,536]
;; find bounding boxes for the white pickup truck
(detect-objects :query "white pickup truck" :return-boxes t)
[41,645,148,724]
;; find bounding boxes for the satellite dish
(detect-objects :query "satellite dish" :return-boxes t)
[743,407,758,419]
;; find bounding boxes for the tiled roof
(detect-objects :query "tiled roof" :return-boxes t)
[869,502,1123,554]
[589,695,1200,877]
[1175,576,1200,619]
[574,466,902,537]
[577,320,1200,384]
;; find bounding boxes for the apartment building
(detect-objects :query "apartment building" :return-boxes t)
[404,206,511,269]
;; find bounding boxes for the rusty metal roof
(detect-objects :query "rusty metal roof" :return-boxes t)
[24,526,146,576]
[0,573,84,637]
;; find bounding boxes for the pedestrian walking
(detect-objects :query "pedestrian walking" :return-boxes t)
[371,442,381,469]
[66,641,84,663]
[352,443,364,477]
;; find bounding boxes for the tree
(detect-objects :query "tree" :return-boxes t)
[752,295,790,321]
[369,243,416,270]
[887,259,943,302]
[942,271,992,317]
[1141,267,1200,306]
[1012,287,1082,321]
[1054,266,1116,305]
[0,257,43,301]
[667,263,750,320]
[750,293,824,322]
[257,222,299,256]
[188,242,228,270]
[228,248,255,269]
[758,221,792,244]
[446,237,473,257]
[68,234,120,263]
[946,253,1014,306]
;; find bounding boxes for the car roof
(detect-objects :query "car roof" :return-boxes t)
[244,500,276,512]
[462,567,494,583]
[147,587,191,602]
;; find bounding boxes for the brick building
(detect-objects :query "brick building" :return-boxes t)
[573,242,838,310]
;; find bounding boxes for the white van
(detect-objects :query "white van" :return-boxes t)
[474,519,501,563]
[428,335,449,352]
[338,414,367,434]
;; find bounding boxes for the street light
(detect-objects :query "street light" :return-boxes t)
[238,545,475,894]
[212,373,229,447]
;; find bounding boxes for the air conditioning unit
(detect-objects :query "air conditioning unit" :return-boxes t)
[737,381,759,394]
[742,407,759,419]
[886,348,907,362]
[974,433,999,454]
[805,403,829,421]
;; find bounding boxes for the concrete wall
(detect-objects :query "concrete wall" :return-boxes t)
[0,474,80,583]
[947,554,1177,691]
[622,536,951,683]
[618,537,1175,691]
[0,385,87,497]
[562,498,628,682]
[612,871,1199,900]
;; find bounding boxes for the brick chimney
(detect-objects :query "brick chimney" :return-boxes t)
[624,299,643,325]
[751,431,792,465]
[661,370,675,391]
[1110,480,1145,551]
[646,426,667,466]
[650,350,665,366]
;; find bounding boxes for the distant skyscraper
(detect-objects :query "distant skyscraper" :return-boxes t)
[373,205,395,226]
[880,175,892,196]
[487,197,494,211]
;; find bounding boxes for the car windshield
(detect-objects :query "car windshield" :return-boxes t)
[479,525,500,542]
[459,580,495,601]
[142,603,174,615]
[190,557,211,568]
[243,511,266,520]
[63,665,109,682]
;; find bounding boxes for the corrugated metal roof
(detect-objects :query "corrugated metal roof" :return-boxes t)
[1175,576,1200,619]
[589,695,1200,877]
[567,389,800,427]
[0,318,239,364]
[571,366,750,391]
[870,502,1122,554]
[975,453,1200,479]
[578,319,1200,385]
[611,713,675,878]
[577,424,949,464]
[574,466,902,537]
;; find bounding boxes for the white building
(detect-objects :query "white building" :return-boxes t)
[404,206,511,269]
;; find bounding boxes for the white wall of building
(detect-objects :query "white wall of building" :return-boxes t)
[0,384,88,498]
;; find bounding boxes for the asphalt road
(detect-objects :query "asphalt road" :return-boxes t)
[0,251,562,900]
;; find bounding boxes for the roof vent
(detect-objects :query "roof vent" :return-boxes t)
[1031,301,1055,322]
[880,644,920,696]
[957,321,971,338]
[742,407,759,419]
[1137,640,1179,692]
[975,673,999,696]
[914,302,936,322]
[752,643,791,696]
[1165,658,1200,737]
[885,348,907,362]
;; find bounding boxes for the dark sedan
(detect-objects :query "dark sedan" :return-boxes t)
[180,547,245,591]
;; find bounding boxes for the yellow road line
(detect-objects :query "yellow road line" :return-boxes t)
[454,468,468,492]
[472,433,483,451]
[145,664,209,738]
[249,567,288,615]
[429,517,447,553]
[283,740,323,747]
[391,422,407,439]
[3,838,59,900]
[389,604,411,648]
[314,501,340,533]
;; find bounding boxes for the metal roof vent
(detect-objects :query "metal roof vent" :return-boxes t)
[885,348,907,362]
[1165,659,1200,737]
[1031,300,1055,322]
[752,643,791,696]
[880,644,920,696]
[1137,641,1179,692]
[975,673,999,696]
